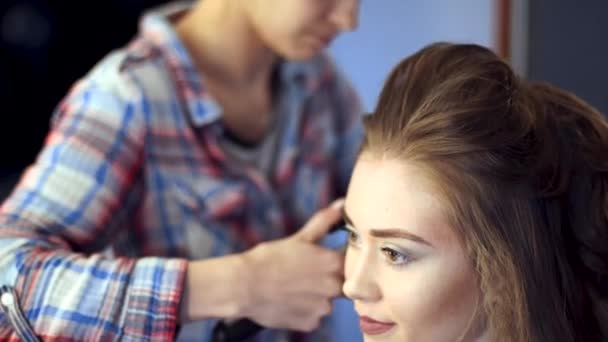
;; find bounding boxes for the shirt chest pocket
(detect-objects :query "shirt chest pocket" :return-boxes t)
[170,174,285,258]
[169,175,249,258]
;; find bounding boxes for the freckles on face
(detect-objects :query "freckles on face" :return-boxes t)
[343,155,484,341]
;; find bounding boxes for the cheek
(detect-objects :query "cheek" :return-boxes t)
[286,7,328,34]
[386,255,480,339]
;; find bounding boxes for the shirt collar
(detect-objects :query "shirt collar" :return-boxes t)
[138,2,325,127]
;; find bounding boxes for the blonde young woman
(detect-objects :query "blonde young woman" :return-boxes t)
[343,43,607,341]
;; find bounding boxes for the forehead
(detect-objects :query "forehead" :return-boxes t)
[345,155,458,246]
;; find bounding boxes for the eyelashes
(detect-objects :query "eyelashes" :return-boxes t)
[343,226,413,269]
[344,225,361,246]
[380,247,411,268]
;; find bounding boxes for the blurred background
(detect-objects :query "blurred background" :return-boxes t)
[0,0,606,339]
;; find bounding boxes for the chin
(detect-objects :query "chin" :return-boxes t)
[279,46,324,61]
[362,333,402,342]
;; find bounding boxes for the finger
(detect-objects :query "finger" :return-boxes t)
[253,296,318,329]
[316,247,345,273]
[296,246,344,274]
[296,199,345,243]
[287,259,344,298]
[289,270,343,298]
[316,275,344,298]
[285,297,334,332]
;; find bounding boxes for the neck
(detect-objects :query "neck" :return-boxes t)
[175,0,277,88]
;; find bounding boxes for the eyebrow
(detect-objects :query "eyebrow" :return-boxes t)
[342,208,434,247]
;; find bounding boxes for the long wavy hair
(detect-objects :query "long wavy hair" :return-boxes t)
[361,42,608,341]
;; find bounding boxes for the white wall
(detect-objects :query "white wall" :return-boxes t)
[329,0,496,111]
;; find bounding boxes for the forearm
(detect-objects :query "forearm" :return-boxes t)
[0,236,187,340]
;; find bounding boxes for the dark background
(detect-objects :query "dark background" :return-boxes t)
[0,0,168,195]
[527,0,608,115]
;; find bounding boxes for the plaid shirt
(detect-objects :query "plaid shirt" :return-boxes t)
[0,3,363,341]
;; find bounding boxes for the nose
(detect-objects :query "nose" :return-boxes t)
[330,0,360,32]
[342,247,381,302]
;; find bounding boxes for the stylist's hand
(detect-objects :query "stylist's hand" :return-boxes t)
[240,199,345,332]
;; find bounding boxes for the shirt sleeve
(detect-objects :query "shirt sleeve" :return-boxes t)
[0,78,187,341]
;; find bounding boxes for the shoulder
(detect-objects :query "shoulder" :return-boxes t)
[51,44,168,132]
[87,48,169,95]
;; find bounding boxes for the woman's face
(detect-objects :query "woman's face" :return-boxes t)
[343,154,486,341]
[246,0,359,60]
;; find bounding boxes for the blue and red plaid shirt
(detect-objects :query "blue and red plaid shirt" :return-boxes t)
[0,3,363,341]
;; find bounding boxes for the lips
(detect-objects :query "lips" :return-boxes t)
[312,30,335,46]
[319,35,334,45]
[359,315,396,335]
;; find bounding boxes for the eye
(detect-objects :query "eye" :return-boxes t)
[381,247,411,268]
[344,226,361,247]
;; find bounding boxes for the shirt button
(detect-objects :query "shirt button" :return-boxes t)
[1,292,15,307]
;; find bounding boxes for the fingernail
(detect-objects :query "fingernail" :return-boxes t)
[331,198,345,210]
